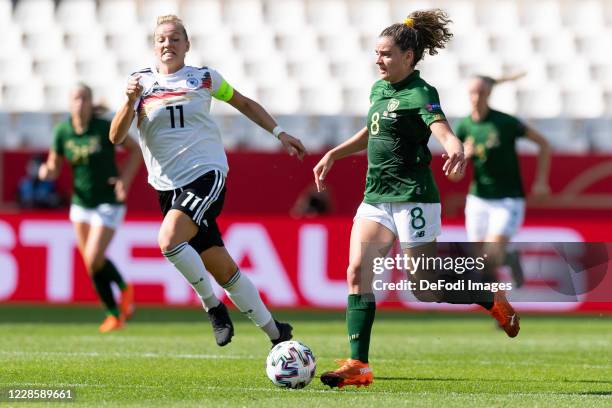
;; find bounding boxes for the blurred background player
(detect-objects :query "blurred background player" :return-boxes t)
[39,82,141,333]
[313,10,519,390]
[109,15,306,347]
[452,75,551,287]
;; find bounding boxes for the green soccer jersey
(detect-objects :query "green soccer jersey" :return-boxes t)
[455,109,527,199]
[364,70,445,204]
[52,117,119,207]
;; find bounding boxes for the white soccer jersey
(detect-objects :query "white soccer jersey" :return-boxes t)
[131,65,234,191]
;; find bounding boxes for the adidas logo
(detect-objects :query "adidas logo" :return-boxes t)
[359,367,372,374]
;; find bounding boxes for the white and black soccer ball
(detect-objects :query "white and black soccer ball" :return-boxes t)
[266,340,316,389]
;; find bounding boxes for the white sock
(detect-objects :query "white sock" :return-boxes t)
[261,319,280,340]
[162,242,220,311]
[222,270,279,340]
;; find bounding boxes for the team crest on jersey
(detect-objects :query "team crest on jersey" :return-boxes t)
[387,98,400,112]
[186,77,200,89]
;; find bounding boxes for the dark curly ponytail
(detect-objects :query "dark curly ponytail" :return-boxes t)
[380,9,453,67]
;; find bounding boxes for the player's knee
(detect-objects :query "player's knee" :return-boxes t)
[158,231,179,253]
[158,239,172,254]
[83,260,96,275]
[216,264,238,286]
[85,255,105,275]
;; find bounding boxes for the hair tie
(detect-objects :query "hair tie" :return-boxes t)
[404,18,414,28]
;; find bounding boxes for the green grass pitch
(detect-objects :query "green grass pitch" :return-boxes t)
[1,305,610,407]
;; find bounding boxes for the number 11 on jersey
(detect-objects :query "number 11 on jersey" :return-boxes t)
[166,105,184,128]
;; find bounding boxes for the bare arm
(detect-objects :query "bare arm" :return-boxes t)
[227,90,306,160]
[327,127,369,161]
[110,102,135,145]
[525,126,551,196]
[430,121,466,177]
[38,150,62,181]
[111,135,142,202]
[110,75,142,145]
[313,127,369,192]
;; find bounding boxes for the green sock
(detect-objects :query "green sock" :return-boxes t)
[106,308,120,318]
[104,259,127,290]
[92,269,119,317]
[347,294,376,363]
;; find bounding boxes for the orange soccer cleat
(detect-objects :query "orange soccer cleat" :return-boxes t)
[320,359,373,389]
[489,290,520,338]
[120,284,135,321]
[99,315,124,333]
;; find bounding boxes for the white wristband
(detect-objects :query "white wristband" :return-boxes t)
[272,126,284,139]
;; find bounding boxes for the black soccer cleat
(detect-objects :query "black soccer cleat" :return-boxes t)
[207,302,234,347]
[271,320,293,347]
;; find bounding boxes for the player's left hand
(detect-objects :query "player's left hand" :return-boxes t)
[442,151,466,177]
[109,177,128,202]
[279,133,306,161]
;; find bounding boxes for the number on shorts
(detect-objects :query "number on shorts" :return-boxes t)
[410,207,426,230]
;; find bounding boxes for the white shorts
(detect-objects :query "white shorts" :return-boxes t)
[354,202,442,248]
[465,195,525,241]
[69,203,126,229]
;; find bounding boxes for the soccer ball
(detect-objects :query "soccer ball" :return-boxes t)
[266,340,316,389]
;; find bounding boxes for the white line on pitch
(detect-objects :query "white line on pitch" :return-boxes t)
[0,350,259,360]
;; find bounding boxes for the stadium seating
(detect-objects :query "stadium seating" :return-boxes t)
[0,0,610,152]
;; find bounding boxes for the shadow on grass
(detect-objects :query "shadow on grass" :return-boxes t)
[376,377,612,385]
[572,391,612,395]
[0,304,608,324]
[0,305,495,324]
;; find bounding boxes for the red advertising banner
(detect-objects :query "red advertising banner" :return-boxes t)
[3,151,612,218]
[1,212,611,313]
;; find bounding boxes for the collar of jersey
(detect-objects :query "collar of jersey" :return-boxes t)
[387,70,420,91]
[471,108,494,124]
[69,117,92,136]
[153,64,189,79]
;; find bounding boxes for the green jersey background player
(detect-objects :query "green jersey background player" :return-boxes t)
[452,75,551,286]
[39,83,142,333]
[313,10,522,389]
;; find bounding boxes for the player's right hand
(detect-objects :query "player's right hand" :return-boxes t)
[279,133,307,161]
[313,153,334,192]
[442,150,466,177]
[38,163,50,180]
[126,75,143,103]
